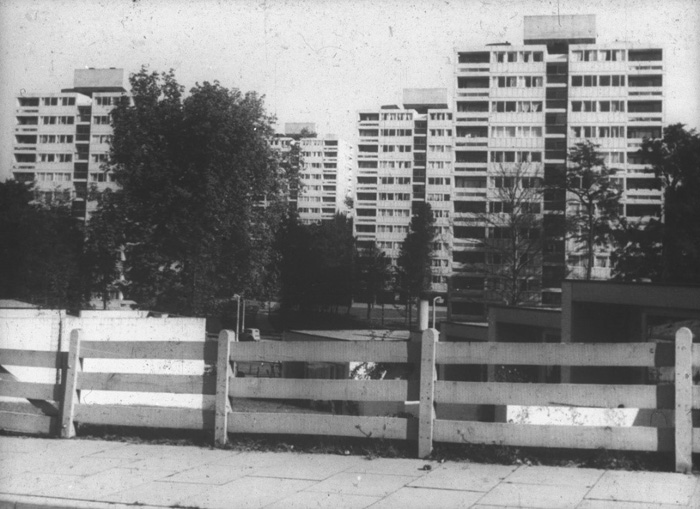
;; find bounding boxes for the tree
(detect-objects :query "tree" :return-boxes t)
[278,213,354,315]
[475,163,543,306]
[637,124,700,282]
[610,217,663,282]
[89,68,291,316]
[0,180,86,309]
[355,242,391,319]
[397,202,436,328]
[564,141,623,280]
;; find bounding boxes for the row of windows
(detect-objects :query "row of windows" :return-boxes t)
[494,51,544,63]
[94,96,120,106]
[429,145,452,153]
[428,177,450,185]
[379,161,412,169]
[428,161,452,169]
[381,113,413,121]
[570,49,625,62]
[430,113,452,121]
[493,76,544,88]
[377,225,409,234]
[428,193,451,202]
[380,177,411,185]
[381,129,412,136]
[491,126,543,138]
[571,75,626,87]
[93,116,110,125]
[430,129,452,136]
[42,116,74,125]
[491,101,543,113]
[92,154,109,163]
[39,134,74,144]
[378,193,411,201]
[571,126,625,138]
[379,209,411,217]
[493,176,542,188]
[571,100,626,112]
[489,201,541,214]
[382,145,412,152]
[491,151,542,163]
[35,172,71,181]
[39,153,72,162]
[41,97,76,106]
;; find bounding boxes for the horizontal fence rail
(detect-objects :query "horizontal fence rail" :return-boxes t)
[0,326,696,473]
[0,347,65,435]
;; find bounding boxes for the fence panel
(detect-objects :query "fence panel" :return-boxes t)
[0,347,65,436]
[436,341,673,367]
[229,378,412,402]
[434,420,673,451]
[230,340,417,363]
[227,412,415,440]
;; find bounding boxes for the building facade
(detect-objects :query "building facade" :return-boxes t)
[12,68,127,220]
[354,15,664,318]
[355,89,453,295]
[273,123,353,224]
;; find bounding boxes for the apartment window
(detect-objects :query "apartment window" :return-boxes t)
[427,193,450,201]
[628,49,662,61]
[61,97,76,106]
[430,113,452,121]
[359,113,379,122]
[91,153,109,163]
[42,97,58,106]
[428,177,450,185]
[429,145,451,153]
[429,128,452,137]
[629,75,662,87]
[92,116,110,125]
[460,77,490,89]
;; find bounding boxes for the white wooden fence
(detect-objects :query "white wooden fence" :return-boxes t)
[0,327,696,472]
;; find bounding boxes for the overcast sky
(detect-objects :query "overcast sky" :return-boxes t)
[1,0,699,182]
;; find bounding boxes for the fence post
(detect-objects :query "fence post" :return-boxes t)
[214,330,235,446]
[418,328,438,458]
[675,327,694,473]
[60,329,82,438]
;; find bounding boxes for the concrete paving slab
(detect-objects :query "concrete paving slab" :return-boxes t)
[408,463,517,492]
[105,479,211,506]
[306,471,419,497]
[250,453,365,480]
[15,456,137,477]
[503,465,604,487]
[347,457,442,477]
[369,486,485,509]
[477,482,590,508]
[265,491,380,509]
[28,466,176,501]
[0,494,159,509]
[0,437,68,454]
[585,471,697,506]
[577,500,692,509]
[124,451,217,471]
[0,472,80,495]
[178,476,314,509]
[160,462,252,485]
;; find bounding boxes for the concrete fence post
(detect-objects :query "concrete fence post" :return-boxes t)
[675,327,694,473]
[60,329,82,438]
[418,328,438,458]
[214,329,235,446]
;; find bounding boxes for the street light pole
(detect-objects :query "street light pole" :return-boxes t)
[432,296,444,330]
[233,294,241,339]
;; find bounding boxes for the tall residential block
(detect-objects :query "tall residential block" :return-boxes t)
[271,123,353,224]
[12,68,127,220]
[355,89,453,295]
[450,14,664,319]
[354,14,664,318]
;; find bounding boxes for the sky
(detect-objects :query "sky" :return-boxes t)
[1,0,699,182]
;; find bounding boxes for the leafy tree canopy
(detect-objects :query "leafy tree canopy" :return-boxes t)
[613,124,700,282]
[0,180,86,309]
[87,68,293,316]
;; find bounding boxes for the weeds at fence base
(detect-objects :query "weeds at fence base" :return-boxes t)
[430,442,675,472]
[23,425,677,472]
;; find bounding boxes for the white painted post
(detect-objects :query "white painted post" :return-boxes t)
[215,330,235,446]
[675,327,694,473]
[418,300,429,331]
[418,328,438,458]
[60,329,82,438]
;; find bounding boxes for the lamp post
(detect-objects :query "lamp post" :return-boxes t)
[233,294,241,339]
[432,296,444,330]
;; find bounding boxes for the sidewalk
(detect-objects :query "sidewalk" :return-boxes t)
[1,435,698,508]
